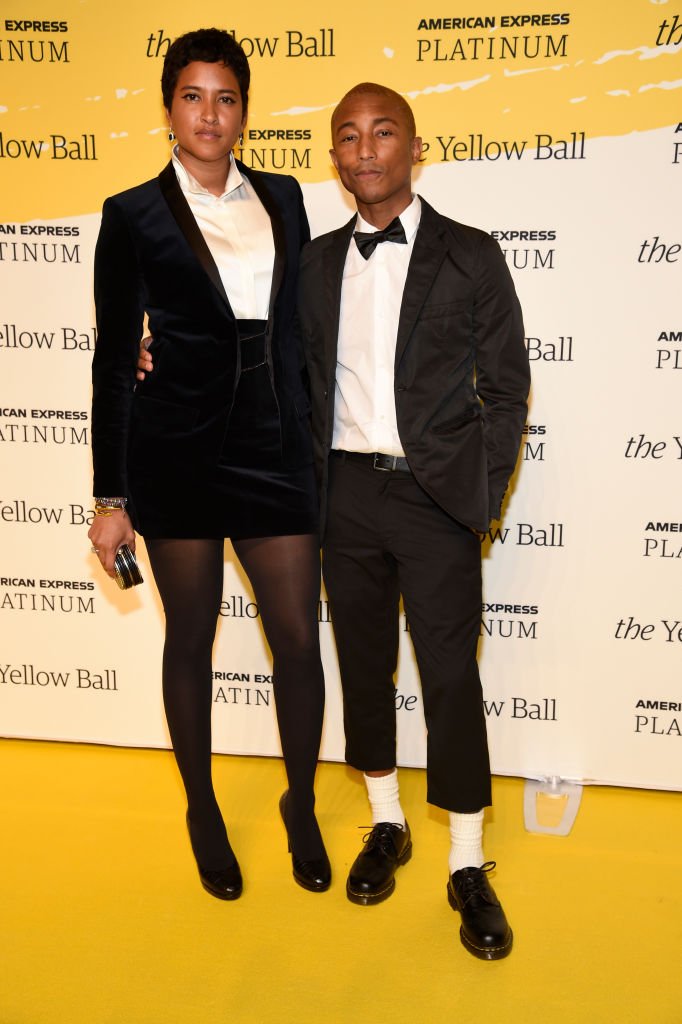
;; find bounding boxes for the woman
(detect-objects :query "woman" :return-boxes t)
[88,28,329,900]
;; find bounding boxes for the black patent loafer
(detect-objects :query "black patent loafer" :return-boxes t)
[346,821,412,905]
[447,862,513,960]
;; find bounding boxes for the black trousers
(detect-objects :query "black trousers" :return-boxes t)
[322,454,492,813]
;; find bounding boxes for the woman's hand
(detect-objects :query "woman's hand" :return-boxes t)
[88,509,136,579]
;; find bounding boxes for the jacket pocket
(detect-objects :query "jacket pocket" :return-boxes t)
[419,299,469,320]
[431,408,480,435]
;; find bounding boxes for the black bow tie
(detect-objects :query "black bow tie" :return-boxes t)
[353,216,408,259]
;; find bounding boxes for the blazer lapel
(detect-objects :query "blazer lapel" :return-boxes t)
[321,217,356,379]
[395,198,449,367]
[239,162,286,338]
[158,162,232,313]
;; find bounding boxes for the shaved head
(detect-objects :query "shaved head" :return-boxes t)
[332,82,416,139]
[328,81,422,227]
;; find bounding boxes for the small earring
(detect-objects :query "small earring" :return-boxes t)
[238,133,243,147]
[168,128,175,142]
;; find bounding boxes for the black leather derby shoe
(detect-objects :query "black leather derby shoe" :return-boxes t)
[447,862,512,960]
[198,862,243,901]
[279,792,331,893]
[346,821,412,905]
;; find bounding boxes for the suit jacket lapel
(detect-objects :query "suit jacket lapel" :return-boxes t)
[395,198,449,367]
[321,216,356,380]
[158,162,232,313]
[239,162,286,338]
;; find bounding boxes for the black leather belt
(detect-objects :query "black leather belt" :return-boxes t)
[331,450,411,473]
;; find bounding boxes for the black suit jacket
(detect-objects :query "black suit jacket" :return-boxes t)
[91,161,311,498]
[298,198,530,534]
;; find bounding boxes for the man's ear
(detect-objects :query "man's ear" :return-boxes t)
[330,148,340,171]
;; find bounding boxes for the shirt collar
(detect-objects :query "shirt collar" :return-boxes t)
[171,146,244,199]
[355,194,421,243]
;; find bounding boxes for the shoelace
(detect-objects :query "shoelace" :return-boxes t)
[454,861,498,904]
[359,823,404,855]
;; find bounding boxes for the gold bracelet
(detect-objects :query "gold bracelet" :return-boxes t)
[94,502,125,517]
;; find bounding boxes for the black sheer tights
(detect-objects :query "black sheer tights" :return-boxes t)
[146,535,325,870]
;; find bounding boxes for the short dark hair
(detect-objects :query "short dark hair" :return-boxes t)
[332,83,416,139]
[161,28,250,116]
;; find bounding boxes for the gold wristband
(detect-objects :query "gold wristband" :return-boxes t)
[94,502,126,517]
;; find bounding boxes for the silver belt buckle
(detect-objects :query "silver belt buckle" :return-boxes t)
[373,453,396,471]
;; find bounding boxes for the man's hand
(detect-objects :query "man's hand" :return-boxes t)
[136,335,154,381]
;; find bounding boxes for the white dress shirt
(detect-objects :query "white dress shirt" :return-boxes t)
[332,196,422,457]
[172,149,275,320]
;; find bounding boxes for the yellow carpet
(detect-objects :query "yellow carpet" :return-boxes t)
[1,739,680,1024]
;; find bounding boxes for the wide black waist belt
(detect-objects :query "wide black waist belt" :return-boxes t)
[331,450,411,473]
[237,318,267,371]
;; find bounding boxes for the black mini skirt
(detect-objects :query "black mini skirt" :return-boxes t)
[130,320,319,540]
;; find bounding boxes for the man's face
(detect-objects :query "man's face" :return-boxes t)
[330,92,422,225]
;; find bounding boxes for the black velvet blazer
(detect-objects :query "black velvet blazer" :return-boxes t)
[91,161,312,498]
[298,198,530,534]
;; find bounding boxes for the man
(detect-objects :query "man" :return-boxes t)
[297,83,529,960]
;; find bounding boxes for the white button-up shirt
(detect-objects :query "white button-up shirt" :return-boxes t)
[332,196,421,457]
[172,149,275,320]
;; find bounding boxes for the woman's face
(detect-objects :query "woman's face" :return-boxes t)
[167,60,245,170]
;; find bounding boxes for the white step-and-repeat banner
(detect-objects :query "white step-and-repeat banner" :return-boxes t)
[1,1,680,791]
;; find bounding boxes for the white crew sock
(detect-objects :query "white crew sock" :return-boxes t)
[364,769,406,829]
[448,809,485,874]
